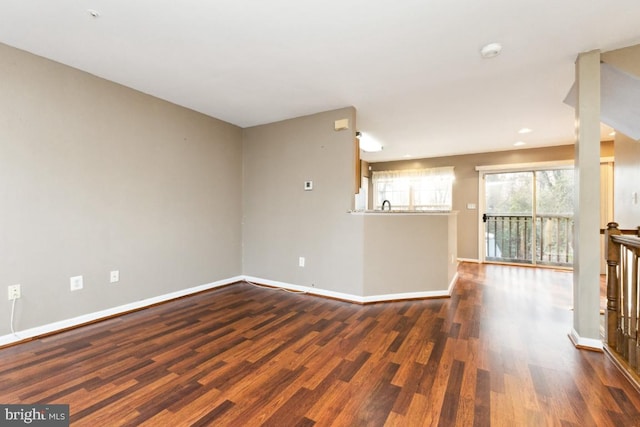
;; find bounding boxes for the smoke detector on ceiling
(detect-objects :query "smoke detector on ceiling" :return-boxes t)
[480,43,502,59]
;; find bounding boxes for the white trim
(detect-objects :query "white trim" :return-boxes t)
[457,258,481,264]
[1,273,458,347]
[447,271,458,294]
[475,156,614,173]
[242,275,321,294]
[242,274,456,303]
[0,276,243,347]
[569,328,604,351]
[478,168,485,263]
[475,159,574,172]
[363,272,457,303]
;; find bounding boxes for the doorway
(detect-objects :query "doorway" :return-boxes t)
[482,168,574,267]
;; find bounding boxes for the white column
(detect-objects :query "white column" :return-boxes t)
[570,50,603,350]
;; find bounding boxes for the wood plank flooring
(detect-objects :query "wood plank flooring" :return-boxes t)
[1,263,640,426]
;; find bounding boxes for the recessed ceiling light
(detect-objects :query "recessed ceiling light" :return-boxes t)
[609,131,616,136]
[403,154,412,158]
[480,43,503,59]
[518,128,533,134]
[514,141,526,147]
[87,9,100,18]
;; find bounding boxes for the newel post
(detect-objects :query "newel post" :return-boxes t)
[605,222,622,348]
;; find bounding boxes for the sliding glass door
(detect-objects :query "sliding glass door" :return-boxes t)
[483,169,574,266]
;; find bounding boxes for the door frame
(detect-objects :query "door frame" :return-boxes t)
[476,160,574,264]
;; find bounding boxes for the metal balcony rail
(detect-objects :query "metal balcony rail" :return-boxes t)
[483,213,573,267]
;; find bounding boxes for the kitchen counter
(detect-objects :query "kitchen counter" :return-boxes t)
[351,210,455,215]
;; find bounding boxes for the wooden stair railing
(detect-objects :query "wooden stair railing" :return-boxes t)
[605,222,640,386]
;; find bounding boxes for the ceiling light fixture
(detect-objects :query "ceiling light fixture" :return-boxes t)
[518,128,532,134]
[514,141,526,147]
[87,9,100,18]
[480,42,503,59]
[356,131,383,152]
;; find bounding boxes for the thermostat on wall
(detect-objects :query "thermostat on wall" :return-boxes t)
[304,181,313,191]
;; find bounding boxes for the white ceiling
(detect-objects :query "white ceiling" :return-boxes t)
[1,1,640,162]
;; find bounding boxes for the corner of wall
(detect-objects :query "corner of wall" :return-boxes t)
[241,107,364,296]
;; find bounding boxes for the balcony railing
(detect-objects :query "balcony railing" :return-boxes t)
[484,214,574,267]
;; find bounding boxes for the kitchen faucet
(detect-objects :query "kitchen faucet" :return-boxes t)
[381,200,391,211]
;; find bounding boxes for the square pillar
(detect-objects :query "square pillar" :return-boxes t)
[570,50,603,350]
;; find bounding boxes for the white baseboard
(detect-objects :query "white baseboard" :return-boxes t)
[242,275,364,301]
[0,276,243,347]
[457,258,481,263]
[1,273,458,347]
[569,328,604,351]
[242,275,455,303]
[448,272,459,294]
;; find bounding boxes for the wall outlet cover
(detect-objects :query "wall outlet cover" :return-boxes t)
[8,284,21,300]
[110,270,120,283]
[70,276,83,291]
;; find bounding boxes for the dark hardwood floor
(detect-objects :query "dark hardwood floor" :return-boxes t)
[1,263,639,426]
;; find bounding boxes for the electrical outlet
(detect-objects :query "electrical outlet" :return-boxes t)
[299,257,305,267]
[110,270,120,283]
[70,276,83,291]
[7,284,21,300]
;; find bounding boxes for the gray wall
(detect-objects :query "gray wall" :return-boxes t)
[0,43,243,335]
[602,44,640,76]
[362,213,456,296]
[242,108,364,295]
[604,44,640,229]
[372,143,614,260]
[614,133,640,228]
[5,35,628,339]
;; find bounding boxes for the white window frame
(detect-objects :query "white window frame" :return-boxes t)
[371,167,455,211]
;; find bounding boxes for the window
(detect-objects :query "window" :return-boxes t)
[372,167,454,211]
